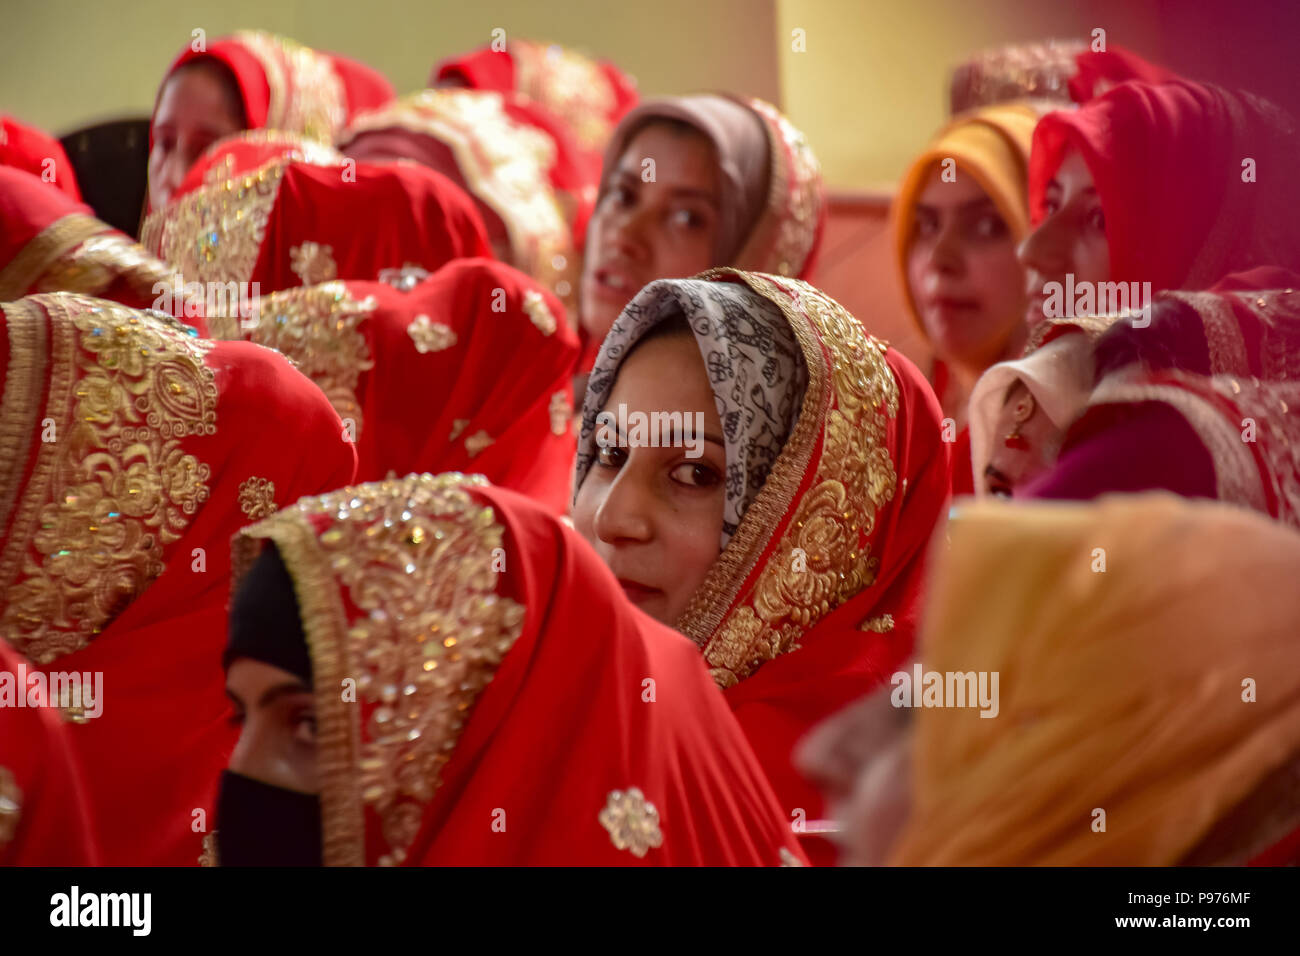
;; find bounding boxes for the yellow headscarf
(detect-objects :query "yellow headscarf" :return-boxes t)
[889,493,1300,865]
[891,103,1041,341]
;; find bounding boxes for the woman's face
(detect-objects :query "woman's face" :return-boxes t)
[796,687,914,866]
[226,658,318,795]
[906,164,1027,374]
[148,64,245,210]
[579,124,721,342]
[572,331,725,624]
[1020,149,1111,329]
[983,380,1067,497]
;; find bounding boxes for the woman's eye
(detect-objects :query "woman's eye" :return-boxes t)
[611,185,635,207]
[988,484,1013,499]
[596,444,626,468]
[670,207,706,230]
[913,213,938,239]
[971,213,1008,239]
[669,462,721,488]
[1088,206,1106,233]
[293,712,318,745]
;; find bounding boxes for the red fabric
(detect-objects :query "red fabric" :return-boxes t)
[0,295,357,864]
[0,639,100,865]
[310,482,807,865]
[950,425,975,497]
[245,260,580,513]
[152,136,491,294]
[1030,79,1300,292]
[1,115,81,201]
[1068,45,1180,104]
[0,167,96,266]
[718,343,951,866]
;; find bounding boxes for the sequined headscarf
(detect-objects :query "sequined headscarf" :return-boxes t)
[574,277,807,547]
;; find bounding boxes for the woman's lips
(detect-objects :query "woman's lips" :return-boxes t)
[617,578,662,603]
[588,267,640,304]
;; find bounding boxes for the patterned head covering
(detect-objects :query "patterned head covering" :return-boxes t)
[574,277,807,547]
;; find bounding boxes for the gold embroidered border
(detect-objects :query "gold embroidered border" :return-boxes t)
[0,301,49,583]
[511,40,617,150]
[233,31,346,143]
[1163,291,1250,376]
[0,214,106,300]
[735,99,822,278]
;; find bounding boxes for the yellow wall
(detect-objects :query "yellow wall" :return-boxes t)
[2,0,780,134]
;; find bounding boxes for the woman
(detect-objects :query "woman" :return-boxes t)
[571,269,949,863]
[148,30,394,212]
[140,131,490,298]
[799,493,1300,865]
[0,291,356,865]
[339,89,578,306]
[892,102,1043,494]
[0,167,182,312]
[207,258,580,514]
[216,473,807,866]
[0,638,99,865]
[1,114,82,200]
[577,95,824,352]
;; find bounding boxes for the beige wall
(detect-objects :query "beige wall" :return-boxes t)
[2,0,780,134]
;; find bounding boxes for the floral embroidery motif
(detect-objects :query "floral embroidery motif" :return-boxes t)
[448,419,469,442]
[1,296,218,663]
[548,390,571,436]
[407,314,458,354]
[511,40,618,150]
[743,100,823,278]
[238,477,277,520]
[523,290,557,336]
[199,831,218,867]
[290,242,337,286]
[0,766,20,847]
[232,474,524,866]
[779,847,804,866]
[859,614,895,633]
[599,787,663,858]
[234,31,347,143]
[465,430,494,458]
[378,262,431,292]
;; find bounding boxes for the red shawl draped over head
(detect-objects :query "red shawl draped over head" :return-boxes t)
[0,638,99,865]
[1030,78,1300,292]
[1,115,81,201]
[1028,280,1300,528]
[155,30,394,150]
[232,474,806,866]
[0,168,180,313]
[206,259,580,514]
[662,271,949,864]
[0,292,356,865]
[139,131,491,297]
[339,90,580,309]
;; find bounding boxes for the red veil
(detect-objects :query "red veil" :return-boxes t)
[1030,78,1300,291]
[208,259,581,514]
[0,638,99,865]
[139,132,491,297]
[1,115,82,201]
[0,292,356,864]
[155,30,394,148]
[0,167,179,312]
[233,474,806,866]
[664,271,950,863]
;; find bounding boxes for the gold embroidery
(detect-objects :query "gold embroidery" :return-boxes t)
[407,314,458,353]
[511,40,618,150]
[1165,291,1250,375]
[676,271,900,687]
[523,290,557,336]
[779,847,804,866]
[465,430,494,458]
[217,282,376,438]
[0,766,20,847]
[238,477,277,520]
[0,295,218,663]
[598,787,663,858]
[231,473,524,867]
[233,31,347,143]
[860,613,895,633]
[377,263,431,292]
[0,214,106,300]
[34,233,176,305]
[199,831,218,867]
[738,100,823,278]
[448,419,469,442]
[290,242,337,286]
[548,390,571,436]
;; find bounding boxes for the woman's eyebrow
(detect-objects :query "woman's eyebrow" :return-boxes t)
[984,464,1014,486]
[257,679,310,708]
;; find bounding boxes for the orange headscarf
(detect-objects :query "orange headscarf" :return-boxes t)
[890,493,1300,865]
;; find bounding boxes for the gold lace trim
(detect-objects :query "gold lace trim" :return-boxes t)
[676,271,899,688]
[232,473,524,866]
[0,294,217,662]
[0,214,106,300]
[737,99,823,278]
[233,31,347,143]
[511,40,618,150]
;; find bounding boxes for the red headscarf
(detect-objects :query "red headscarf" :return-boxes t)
[156,30,394,145]
[231,474,807,866]
[207,259,580,514]
[631,271,947,864]
[139,131,491,296]
[0,167,181,312]
[339,89,581,307]
[0,638,99,865]
[1030,79,1300,292]
[0,292,357,864]
[1,115,82,201]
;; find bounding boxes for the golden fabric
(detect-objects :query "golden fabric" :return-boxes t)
[231,474,525,867]
[891,494,1300,865]
[233,30,348,143]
